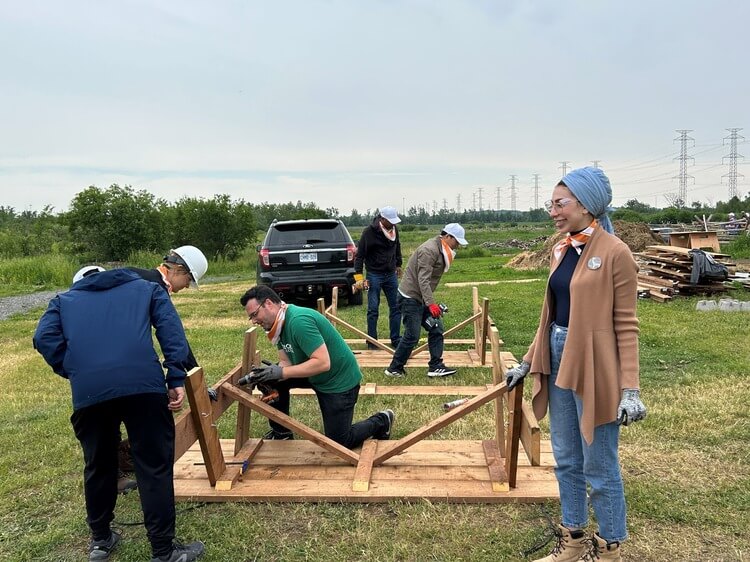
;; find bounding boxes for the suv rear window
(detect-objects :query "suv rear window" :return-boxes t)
[267,222,343,245]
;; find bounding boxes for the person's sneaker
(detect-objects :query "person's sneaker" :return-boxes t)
[384,367,406,378]
[117,470,137,495]
[263,429,294,440]
[151,540,205,562]
[374,409,395,440]
[427,365,457,377]
[89,530,121,561]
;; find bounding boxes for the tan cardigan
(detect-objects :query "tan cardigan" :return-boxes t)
[523,226,640,444]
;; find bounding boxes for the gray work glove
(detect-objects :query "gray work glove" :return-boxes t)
[249,364,284,384]
[617,389,647,426]
[505,361,530,391]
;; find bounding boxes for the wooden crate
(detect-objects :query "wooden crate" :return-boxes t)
[668,231,720,253]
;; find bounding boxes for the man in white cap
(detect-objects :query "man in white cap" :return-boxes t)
[385,223,468,378]
[354,207,404,349]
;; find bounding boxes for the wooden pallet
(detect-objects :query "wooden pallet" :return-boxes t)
[174,438,558,503]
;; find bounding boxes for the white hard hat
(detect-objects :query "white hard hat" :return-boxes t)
[167,245,208,286]
[73,265,105,284]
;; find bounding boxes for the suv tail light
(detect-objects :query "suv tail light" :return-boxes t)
[346,243,356,264]
[259,248,270,270]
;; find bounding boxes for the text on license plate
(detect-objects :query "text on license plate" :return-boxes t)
[299,252,318,263]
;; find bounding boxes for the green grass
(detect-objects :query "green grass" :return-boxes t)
[1,230,749,561]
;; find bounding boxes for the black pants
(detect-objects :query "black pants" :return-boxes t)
[269,381,386,449]
[71,393,176,557]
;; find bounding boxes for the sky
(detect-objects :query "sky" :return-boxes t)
[1,0,748,217]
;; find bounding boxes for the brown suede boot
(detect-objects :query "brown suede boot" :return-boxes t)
[533,524,588,562]
[578,533,622,561]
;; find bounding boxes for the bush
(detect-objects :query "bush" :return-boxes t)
[0,255,78,287]
[724,232,750,259]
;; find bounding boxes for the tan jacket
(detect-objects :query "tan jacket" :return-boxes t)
[398,235,446,305]
[523,227,640,444]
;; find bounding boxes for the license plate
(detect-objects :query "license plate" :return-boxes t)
[299,252,318,263]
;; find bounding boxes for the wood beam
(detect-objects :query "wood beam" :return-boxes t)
[184,367,226,486]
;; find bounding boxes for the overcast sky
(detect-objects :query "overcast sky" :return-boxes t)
[1,0,748,217]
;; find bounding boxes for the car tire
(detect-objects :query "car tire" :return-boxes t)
[348,290,363,306]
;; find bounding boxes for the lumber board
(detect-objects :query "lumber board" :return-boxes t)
[184,367,225,486]
[505,383,524,488]
[482,439,509,492]
[235,329,257,454]
[216,438,264,491]
[352,439,378,492]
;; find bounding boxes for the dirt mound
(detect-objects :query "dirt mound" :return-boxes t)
[507,221,661,270]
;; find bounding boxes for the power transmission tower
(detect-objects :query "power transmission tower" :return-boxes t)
[509,175,518,211]
[472,191,477,211]
[532,174,541,209]
[722,128,744,199]
[559,161,570,177]
[673,129,695,206]
[456,194,462,213]
[477,187,484,211]
[442,198,448,210]
[591,160,601,168]
[495,186,501,210]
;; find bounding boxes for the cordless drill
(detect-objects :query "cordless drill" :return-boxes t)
[237,360,280,404]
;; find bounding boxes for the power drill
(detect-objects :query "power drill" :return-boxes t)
[237,360,280,404]
[423,303,448,331]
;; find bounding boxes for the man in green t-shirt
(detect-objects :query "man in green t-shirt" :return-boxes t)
[240,286,394,448]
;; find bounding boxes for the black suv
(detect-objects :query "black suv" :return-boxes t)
[256,218,363,305]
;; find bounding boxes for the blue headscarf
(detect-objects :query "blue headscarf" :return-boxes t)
[560,167,614,234]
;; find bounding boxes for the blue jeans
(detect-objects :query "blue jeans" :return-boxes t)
[548,323,628,542]
[389,294,444,371]
[366,271,401,347]
[269,379,387,449]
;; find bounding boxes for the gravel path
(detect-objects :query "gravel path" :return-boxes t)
[0,291,58,321]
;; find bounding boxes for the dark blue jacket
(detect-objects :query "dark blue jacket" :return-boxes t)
[33,269,190,411]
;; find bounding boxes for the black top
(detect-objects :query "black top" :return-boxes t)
[549,246,583,327]
[354,218,403,275]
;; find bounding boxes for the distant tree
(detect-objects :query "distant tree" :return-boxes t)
[65,184,168,261]
[171,195,255,260]
[623,199,656,214]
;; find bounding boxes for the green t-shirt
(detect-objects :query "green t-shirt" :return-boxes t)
[277,305,361,393]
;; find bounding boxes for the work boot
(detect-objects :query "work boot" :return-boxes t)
[533,524,588,562]
[118,439,134,472]
[578,533,621,561]
[88,530,121,561]
[150,540,205,562]
[117,470,137,495]
[263,429,293,440]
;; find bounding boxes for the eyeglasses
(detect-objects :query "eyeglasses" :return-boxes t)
[247,301,265,321]
[544,198,576,213]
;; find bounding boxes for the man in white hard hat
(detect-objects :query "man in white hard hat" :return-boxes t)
[73,265,105,284]
[385,223,468,378]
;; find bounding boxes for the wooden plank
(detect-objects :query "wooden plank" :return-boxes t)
[482,439,509,492]
[363,382,377,394]
[184,367,226,486]
[372,382,508,465]
[325,311,394,353]
[221,383,360,466]
[472,286,480,352]
[505,382,524,488]
[489,326,506,457]
[235,328,257,455]
[173,363,243,462]
[216,438,264,491]
[478,298,489,365]
[352,439,378,492]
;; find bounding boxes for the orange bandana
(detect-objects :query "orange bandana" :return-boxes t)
[440,238,455,272]
[380,222,397,241]
[267,302,287,345]
[553,219,598,261]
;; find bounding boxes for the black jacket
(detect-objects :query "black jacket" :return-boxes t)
[354,218,402,275]
[127,267,199,370]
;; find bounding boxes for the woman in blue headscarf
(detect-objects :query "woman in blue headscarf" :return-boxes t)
[505,167,647,561]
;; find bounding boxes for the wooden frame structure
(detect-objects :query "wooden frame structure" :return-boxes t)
[172,288,556,503]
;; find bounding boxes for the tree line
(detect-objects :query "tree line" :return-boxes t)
[1,184,748,262]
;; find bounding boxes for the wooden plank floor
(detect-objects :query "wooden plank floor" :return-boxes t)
[351,349,518,369]
[174,439,558,504]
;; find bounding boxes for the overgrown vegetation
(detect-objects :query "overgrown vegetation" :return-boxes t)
[1,226,748,561]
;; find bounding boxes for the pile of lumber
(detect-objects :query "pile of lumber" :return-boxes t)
[635,245,736,302]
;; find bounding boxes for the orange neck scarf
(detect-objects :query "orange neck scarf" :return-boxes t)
[267,302,287,345]
[553,220,598,261]
[440,237,455,272]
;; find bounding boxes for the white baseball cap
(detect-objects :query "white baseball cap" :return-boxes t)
[443,223,468,246]
[73,265,105,284]
[379,206,401,224]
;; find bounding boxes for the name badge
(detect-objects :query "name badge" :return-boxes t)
[587,257,602,270]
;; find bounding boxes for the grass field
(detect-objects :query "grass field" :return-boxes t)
[1,225,749,561]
